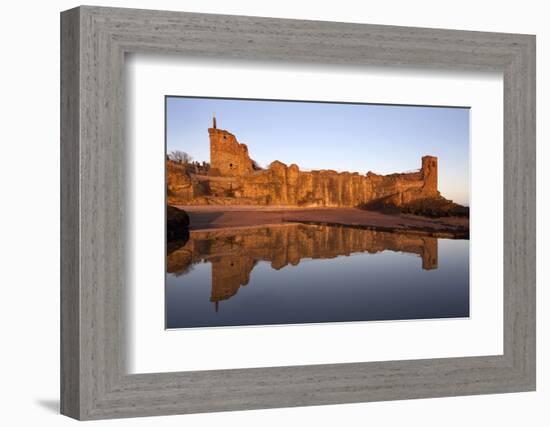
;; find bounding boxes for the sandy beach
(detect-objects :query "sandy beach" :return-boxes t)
[178,205,469,238]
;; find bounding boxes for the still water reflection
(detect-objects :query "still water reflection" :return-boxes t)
[166,224,469,328]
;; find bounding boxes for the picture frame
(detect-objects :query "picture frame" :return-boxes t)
[60,5,536,420]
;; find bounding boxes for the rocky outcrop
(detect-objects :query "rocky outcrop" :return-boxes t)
[166,205,190,241]
[166,161,194,201]
[166,125,467,217]
[398,196,469,217]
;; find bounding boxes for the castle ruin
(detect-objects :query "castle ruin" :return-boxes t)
[167,116,462,213]
[208,125,254,177]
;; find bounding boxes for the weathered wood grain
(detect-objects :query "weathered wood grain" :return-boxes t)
[60,6,80,420]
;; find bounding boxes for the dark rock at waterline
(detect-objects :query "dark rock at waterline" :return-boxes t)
[167,205,190,241]
[361,196,469,218]
[400,197,469,218]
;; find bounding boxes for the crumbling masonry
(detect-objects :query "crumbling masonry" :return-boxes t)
[167,117,455,211]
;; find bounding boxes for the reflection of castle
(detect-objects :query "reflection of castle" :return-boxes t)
[167,224,438,311]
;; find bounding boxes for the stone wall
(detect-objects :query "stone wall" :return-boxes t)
[167,126,449,210]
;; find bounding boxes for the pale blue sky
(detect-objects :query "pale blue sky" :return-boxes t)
[166,97,470,205]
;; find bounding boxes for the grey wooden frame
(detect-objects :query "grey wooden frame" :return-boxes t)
[61,5,536,420]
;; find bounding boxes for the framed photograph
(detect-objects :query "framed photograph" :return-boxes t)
[61,6,536,420]
[164,97,469,329]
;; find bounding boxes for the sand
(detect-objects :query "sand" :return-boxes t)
[178,205,469,239]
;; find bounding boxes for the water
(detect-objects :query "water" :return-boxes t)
[166,224,469,329]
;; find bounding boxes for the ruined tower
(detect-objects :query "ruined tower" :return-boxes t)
[208,118,254,177]
[421,155,438,196]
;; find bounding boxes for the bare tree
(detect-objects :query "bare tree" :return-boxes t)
[168,150,193,164]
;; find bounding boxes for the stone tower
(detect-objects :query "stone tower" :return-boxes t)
[208,119,254,177]
[421,155,438,196]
